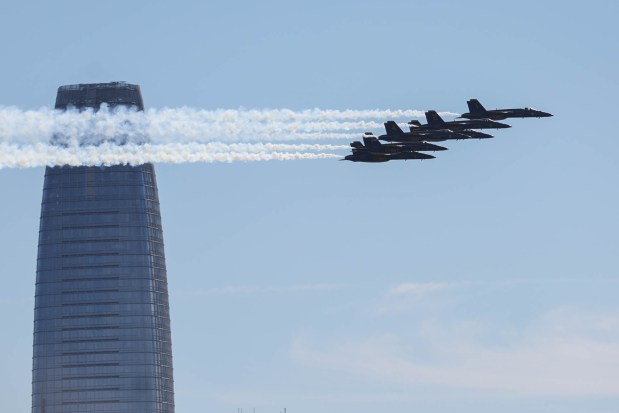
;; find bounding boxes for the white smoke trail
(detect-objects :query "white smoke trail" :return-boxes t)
[0,105,457,167]
[0,142,343,169]
[0,106,458,144]
[143,107,459,122]
[196,142,349,152]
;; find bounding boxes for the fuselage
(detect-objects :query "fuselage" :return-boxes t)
[344,153,389,162]
[458,130,494,139]
[441,119,511,130]
[389,151,435,160]
[391,142,448,152]
[380,129,472,143]
[344,149,434,162]
[460,108,553,120]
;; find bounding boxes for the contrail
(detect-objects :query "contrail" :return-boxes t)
[0,142,343,169]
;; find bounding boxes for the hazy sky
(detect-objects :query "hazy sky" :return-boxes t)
[1,1,618,412]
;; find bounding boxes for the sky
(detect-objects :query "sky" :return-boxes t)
[1,1,618,412]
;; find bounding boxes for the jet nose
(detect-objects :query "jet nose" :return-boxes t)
[541,111,553,117]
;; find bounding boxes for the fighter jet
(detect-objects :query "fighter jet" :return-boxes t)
[459,99,553,120]
[380,121,474,143]
[343,133,435,162]
[425,110,511,130]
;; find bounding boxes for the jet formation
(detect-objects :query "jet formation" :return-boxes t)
[343,99,552,163]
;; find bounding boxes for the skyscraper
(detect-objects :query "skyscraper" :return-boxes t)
[32,82,175,413]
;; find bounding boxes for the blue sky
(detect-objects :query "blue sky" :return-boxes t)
[1,1,618,412]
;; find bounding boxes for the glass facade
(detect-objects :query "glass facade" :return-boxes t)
[32,83,174,413]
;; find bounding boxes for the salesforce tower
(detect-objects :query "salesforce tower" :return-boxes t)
[32,82,175,413]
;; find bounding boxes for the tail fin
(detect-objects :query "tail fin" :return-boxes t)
[467,99,486,114]
[384,121,404,135]
[350,141,364,149]
[362,134,381,148]
[425,110,446,127]
[408,120,422,132]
